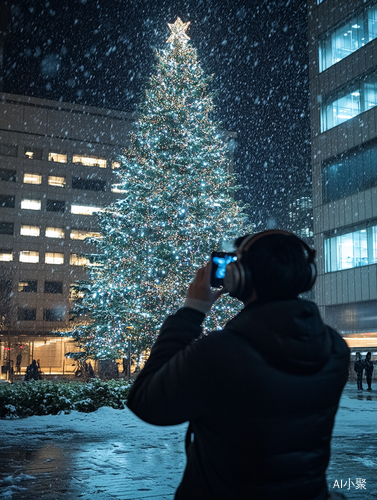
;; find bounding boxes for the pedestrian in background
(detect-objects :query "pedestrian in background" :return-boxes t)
[24,360,42,381]
[16,353,22,374]
[87,361,95,378]
[364,352,374,391]
[122,357,128,377]
[8,360,14,383]
[354,352,364,391]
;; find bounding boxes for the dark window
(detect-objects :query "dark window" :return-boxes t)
[44,309,64,321]
[0,195,15,208]
[19,280,37,293]
[0,279,12,293]
[0,169,16,182]
[0,143,18,157]
[72,177,106,191]
[323,139,377,203]
[326,300,377,333]
[24,147,43,160]
[46,200,65,212]
[0,280,12,321]
[18,308,36,321]
[0,222,14,235]
[44,281,63,294]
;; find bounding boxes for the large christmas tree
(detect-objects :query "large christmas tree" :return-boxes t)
[65,18,250,361]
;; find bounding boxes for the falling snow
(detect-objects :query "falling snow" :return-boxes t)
[3,0,310,229]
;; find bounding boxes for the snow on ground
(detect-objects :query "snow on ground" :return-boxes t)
[0,382,376,499]
[0,406,187,500]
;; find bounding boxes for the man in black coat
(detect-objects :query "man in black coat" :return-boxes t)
[364,352,374,391]
[24,359,41,381]
[354,352,364,390]
[127,230,350,500]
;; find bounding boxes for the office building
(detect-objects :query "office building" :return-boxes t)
[308,0,377,348]
[288,196,314,243]
[0,92,132,375]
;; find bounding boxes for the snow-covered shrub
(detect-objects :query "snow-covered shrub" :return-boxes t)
[0,379,133,418]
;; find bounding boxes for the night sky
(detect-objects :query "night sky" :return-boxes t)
[2,0,311,229]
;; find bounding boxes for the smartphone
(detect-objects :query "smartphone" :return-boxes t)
[211,251,237,288]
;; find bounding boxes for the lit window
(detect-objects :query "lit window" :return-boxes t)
[325,224,377,272]
[24,147,42,160]
[48,176,66,187]
[331,91,360,126]
[111,185,127,193]
[369,5,377,42]
[45,252,64,265]
[19,251,39,263]
[19,280,37,292]
[45,227,65,239]
[72,155,106,168]
[23,173,42,184]
[70,229,102,240]
[112,161,121,169]
[0,250,13,262]
[24,150,34,159]
[319,5,377,72]
[21,199,41,210]
[321,75,377,132]
[71,205,102,215]
[48,152,67,163]
[20,225,40,237]
[319,15,364,72]
[70,254,90,266]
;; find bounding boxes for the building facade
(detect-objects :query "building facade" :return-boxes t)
[308,0,377,348]
[0,93,133,376]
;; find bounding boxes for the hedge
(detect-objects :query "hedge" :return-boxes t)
[0,378,133,418]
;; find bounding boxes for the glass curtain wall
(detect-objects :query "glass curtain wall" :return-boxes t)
[321,74,377,132]
[323,139,377,203]
[319,4,377,72]
[325,224,377,272]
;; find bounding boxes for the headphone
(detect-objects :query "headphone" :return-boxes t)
[223,229,317,301]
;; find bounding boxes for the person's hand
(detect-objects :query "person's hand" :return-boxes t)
[184,261,224,314]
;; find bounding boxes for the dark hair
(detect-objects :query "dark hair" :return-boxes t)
[238,234,312,301]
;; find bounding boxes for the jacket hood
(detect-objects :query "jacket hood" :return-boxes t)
[228,299,333,374]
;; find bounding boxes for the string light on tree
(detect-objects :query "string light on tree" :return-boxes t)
[62,17,251,362]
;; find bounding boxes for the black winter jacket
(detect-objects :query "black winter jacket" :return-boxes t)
[127,299,350,500]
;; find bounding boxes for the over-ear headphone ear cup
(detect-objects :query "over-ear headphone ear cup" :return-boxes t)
[224,260,253,300]
[304,262,317,292]
[224,261,241,297]
[241,263,253,300]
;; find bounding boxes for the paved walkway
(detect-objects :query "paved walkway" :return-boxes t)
[0,382,376,499]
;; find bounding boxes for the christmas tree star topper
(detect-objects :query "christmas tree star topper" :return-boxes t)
[167,17,190,44]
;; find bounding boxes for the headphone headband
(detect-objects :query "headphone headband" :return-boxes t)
[238,230,296,254]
